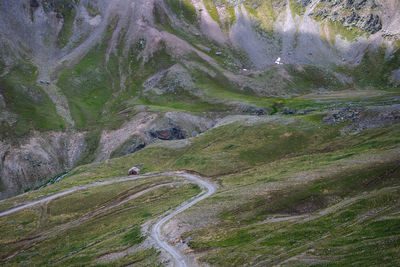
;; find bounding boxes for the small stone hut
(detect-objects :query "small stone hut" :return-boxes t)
[128,166,141,175]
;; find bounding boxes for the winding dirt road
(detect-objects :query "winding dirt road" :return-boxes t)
[151,172,217,267]
[0,171,216,267]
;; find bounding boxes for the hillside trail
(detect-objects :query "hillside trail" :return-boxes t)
[151,171,217,267]
[0,171,217,267]
[253,185,400,226]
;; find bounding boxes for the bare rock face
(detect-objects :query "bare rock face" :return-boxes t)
[110,136,146,159]
[96,111,214,162]
[0,131,86,199]
[312,0,382,34]
[149,127,186,141]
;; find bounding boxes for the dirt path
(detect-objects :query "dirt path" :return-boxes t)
[0,172,165,217]
[253,185,400,227]
[0,171,217,267]
[151,172,217,267]
[252,185,400,267]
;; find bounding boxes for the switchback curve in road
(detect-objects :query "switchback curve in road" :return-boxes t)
[0,171,217,267]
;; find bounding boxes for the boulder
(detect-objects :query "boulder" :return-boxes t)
[322,106,363,126]
[149,127,186,140]
[236,103,268,116]
[283,107,297,115]
[30,0,39,8]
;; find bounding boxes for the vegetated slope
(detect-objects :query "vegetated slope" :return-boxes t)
[0,1,399,264]
[0,92,399,265]
[0,0,399,226]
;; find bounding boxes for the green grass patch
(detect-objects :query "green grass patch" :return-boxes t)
[1,181,200,265]
[1,113,399,265]
[0,62,65,137]
[122,226,145,245]
[54,1,77,47]
[187,161,400,265]
[226,161,400,224]
[57,44,113,129]
[167,0,198,25]
[289,0,306,16]
[351,47,400,89]
[327,20,366,43]
[203,0,220,24]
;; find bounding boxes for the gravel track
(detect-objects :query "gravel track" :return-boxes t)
[0,171,217,267]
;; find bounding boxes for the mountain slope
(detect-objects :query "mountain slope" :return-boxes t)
[0,111,399,265]
[0,1,400,265]
[0,0,399,199]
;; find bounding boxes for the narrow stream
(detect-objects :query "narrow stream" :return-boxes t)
[40,171,70,189]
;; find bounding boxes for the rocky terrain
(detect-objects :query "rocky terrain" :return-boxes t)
[0,0,399,197]
[0,1,399,265]
[0,0,397,197]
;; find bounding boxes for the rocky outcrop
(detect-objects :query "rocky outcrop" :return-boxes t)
[95,113,158,162]
[322,104,400,133]
[0,131,86,199]
[322,105,363,125]
[96,112,214,162]
[149,127,186,141]
[234,102,268,116]
[143,64,196,95]
[345,104,400,134]
[110,136,146,159]
[311,0,382,34]
[361,13,382,34]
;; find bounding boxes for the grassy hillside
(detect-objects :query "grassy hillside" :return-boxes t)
[1,96,399,264]
[0,176,200,265]
[0,0,399,265]
[0,62,65,137]
[58,44,114,130]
